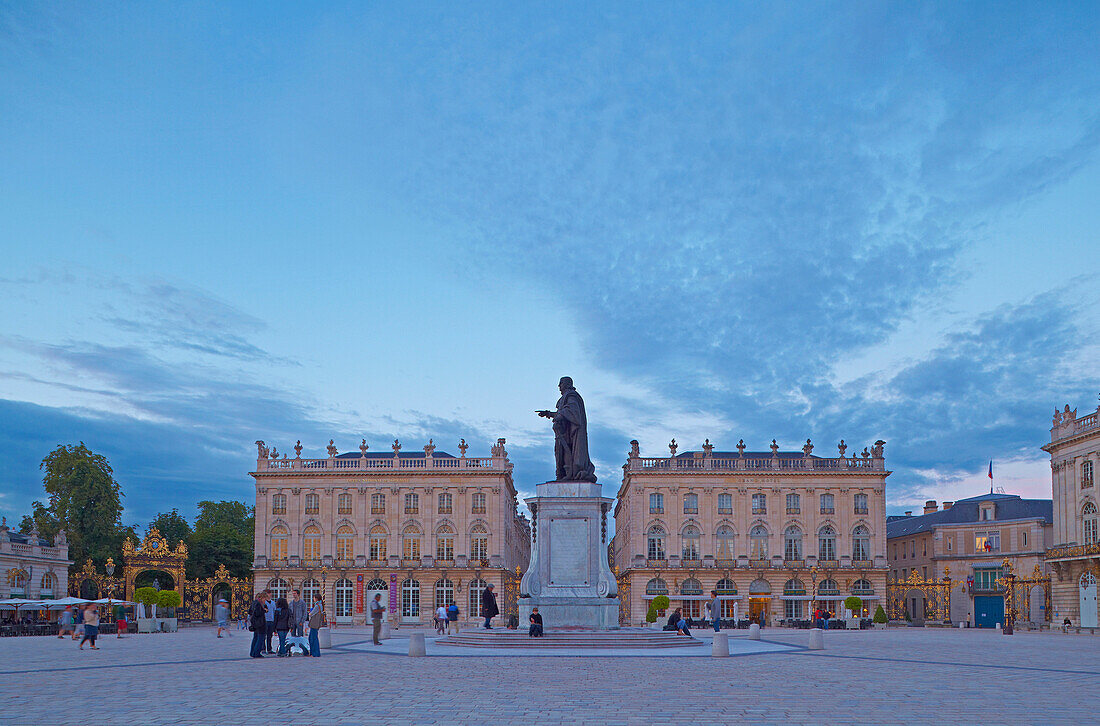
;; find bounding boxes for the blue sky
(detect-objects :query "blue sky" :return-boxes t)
[1,2,1098,528]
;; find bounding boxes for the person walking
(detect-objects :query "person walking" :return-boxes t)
[57,606,74,639]
[435,604,448,635]
[79,604,100,650]
[290,589,307,638]
[114,603,127,638]
[708,591,722,632]
[248,590,268,658]
[73,603,84,641]
[446,601,459,634]
[369,593,385,646]
[215,599,230,638]
[480,583,499,629]
[307,596,324,657]
[274,597,292,656]
[263,593,276,654]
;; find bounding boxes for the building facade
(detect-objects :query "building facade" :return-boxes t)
[0,521,72,600]
[251,437,529,626]
[886,493,1052,627]
[612,438,889,626]
[1043,402,1100,628]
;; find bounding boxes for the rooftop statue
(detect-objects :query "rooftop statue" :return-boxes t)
[537,377,597,483]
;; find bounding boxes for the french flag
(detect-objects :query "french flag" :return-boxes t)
[988,460,993,492]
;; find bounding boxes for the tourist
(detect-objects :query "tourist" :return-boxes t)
[528,607,543,638]
[369,593,385,645]
[115,604,127,638]
[57,606,74,639]
[307,596,324,657]
[248,590,268,658]
[274,597,292,656]
[290,589,307,638]
[676,612,692,638]
[664,608,681,632]
[73,603,84,641]
[264,592,276,653]
[79,604,100,650]
[446,601,459,634]
[215,598,230,638]
[435,603,448,635]
[1062,617,1072,633]
[480,583,499,629]
[708,590,721,632]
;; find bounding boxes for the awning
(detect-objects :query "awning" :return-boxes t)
[643,595,742,601]
[780,595,812,601]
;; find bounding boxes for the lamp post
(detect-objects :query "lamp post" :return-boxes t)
[1001,559,1016,635]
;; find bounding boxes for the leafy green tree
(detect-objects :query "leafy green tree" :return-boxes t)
[186,500,254,579]
[18,500,59,540]
[148,509,192,548]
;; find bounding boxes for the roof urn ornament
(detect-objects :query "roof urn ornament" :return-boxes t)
[837,440,847,458]
[736,439,745,456]
[269,446,279,460]
[770,439,779,457]
[802,439,813,457]
[255,440,268,459]
[424,439,436,457]
[359,439,369,457]
[326,440,338,457]
[392,439,401,455]
[458,438,468,457]
[294,440,303,458]
[629,439,640,458]
[669,438,678,457]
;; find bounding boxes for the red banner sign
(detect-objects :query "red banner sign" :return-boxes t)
[356,574,364,614]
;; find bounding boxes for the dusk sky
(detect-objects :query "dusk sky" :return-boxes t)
[2,2,1098,530]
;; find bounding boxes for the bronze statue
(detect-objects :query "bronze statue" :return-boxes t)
[537,377,597,483]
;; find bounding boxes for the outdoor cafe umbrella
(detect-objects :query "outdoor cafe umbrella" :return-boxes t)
[41,596,92,609]
[0,599,49,611]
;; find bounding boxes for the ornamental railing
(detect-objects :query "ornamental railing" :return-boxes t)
[628,454,885,472]
[256,455,505,472]
[1052,410,1100,441]
[1046,542,1100,560]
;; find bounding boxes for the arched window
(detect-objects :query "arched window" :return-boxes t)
[336,526,354,560]
[783,526,803,561]
[680,578,703,595]
[715,578,738,618]
[716,525,735,560]
[470,524,489,562]
[818,578,839,595]
[818,525,837,561]
[681,525,701,561]
[679,577,703,617]
[270,525,289,561]
[302,578,321,608]
[852,525,870,561]
[401,578,420,618]
[369,526,387,561]
[272,493,287,515]
[7,569,27,597]
[365,578,387,591]
[402,525,422,561]
[784,578,805,596]
[749,525,768,560]
[715,578,737,595]
[783,578,805,619]
[268,578,288,601]
[40,572,56,597]
[305,493,320,514]
[436,525,455,561]
[852,578,874,595]
[647,525,667,560]
[468,578,487,617]
[748,578,771,594]
[645,577,668,595]
[1083,502,1098,545]
[303,525,322,560]
[435,578,455,608]
[334,578,353,617]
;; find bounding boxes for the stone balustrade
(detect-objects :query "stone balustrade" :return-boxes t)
[255,455,504,472]
[627,454,884,472]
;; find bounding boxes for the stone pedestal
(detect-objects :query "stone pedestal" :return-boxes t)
[519,480,620,629]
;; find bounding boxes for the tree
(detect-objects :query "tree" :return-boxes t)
[18,500,59,540]
[148,509,192,548]
[186,500,254,579]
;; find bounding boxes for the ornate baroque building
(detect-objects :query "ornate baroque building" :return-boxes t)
[251,437,530,626]
[0,521,72,600]
[1044,402,1100,628]
[612,438,888,625]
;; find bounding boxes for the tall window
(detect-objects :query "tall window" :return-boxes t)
[336,526,354,560]
[1083,460,1094,488]
[471,493,486,514]
[975,531,1000,553]
[683,493,699,514]
[268,578,288,601]
[783,526,803,561]
[752,493,766,515]
[400,578,420,618]
[716,525,735,560]
[680,578,702,618]
[337,493,352,515]
[749,525,768,560]
[468,578,487,617]
[649,493,664,514]
[305,493,320,514]
[303,525,322,560]
[681,525,701,560]
[786,493,800,514]
[270,525,289,560]
[436,526,455,560]
[334,578,353,617]
[7,569,27,597]
[973,568,1001,591]
[40,572,55,596]
[402,525,422,560]
[852,525,870,561]
[435,578,455,608]
[820,493,834,514]
[438,493,453,514]
[302,578,321,608]
[371,493,385,514]
[716,578,737,618]
[784,600,803,619]
[853,493,868,514]
[717,493,732,514]
[369,526,387,560]
[818,525,836,561]
[1082,502,1097,544]
[818,578,839,596]
[404,493,419,514]
[647,525,667,560]
[470,525,489,561]
[272,494,287,515]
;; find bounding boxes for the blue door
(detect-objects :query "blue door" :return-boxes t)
[974,595,1004,628]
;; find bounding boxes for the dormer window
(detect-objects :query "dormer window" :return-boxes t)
[980,504,994,521]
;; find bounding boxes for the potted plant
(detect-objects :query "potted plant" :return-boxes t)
[873,605,887,629]
[844,596,863,630]
[157,590,181,632]
[134,587,159,632]
[647,595,670,629]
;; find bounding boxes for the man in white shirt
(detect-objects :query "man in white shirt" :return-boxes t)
[435,604,448,635]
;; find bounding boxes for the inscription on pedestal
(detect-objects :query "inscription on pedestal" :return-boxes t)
[549,517,589,586]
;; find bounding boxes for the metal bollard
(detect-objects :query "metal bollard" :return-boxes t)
[748,623,761,640]
[712,631,729,657]
[808,628,824,650]
[408,632,426,656]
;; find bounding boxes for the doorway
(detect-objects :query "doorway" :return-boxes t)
[749,598,769,624]
[974,595,1004,628]
[1080,572,1097,628]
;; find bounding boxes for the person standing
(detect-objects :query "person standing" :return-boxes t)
[708,590,721,632]
[274,597,292,656]
[435,604,448,635]
[446,601,459,634]
[307,596,324,657]
[290,590,307,638]
[215,599,230,638]
[263,593,276,654]
[480,583,499,629]
[248,590,268,658]
[79,604,100,650]
[369,593,385,646]
[57,606,74,639]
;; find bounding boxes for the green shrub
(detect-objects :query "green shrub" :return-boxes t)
[645,604,658,623]
[157,590,182,609]
[844,595,863,614]
[645,594,671,623]
[873,605,887,624]
[134,587,159,606]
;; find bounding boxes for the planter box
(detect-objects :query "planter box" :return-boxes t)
[137,618,157,633]
[846,618,860,630]
[160,618,178,632]
[874,622,887,629]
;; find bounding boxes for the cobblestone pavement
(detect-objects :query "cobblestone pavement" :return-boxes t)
[2,625,1098,724]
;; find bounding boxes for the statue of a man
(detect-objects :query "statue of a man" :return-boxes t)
[537,377,597,483]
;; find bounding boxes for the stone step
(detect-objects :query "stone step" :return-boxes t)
[436,630,704,648]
